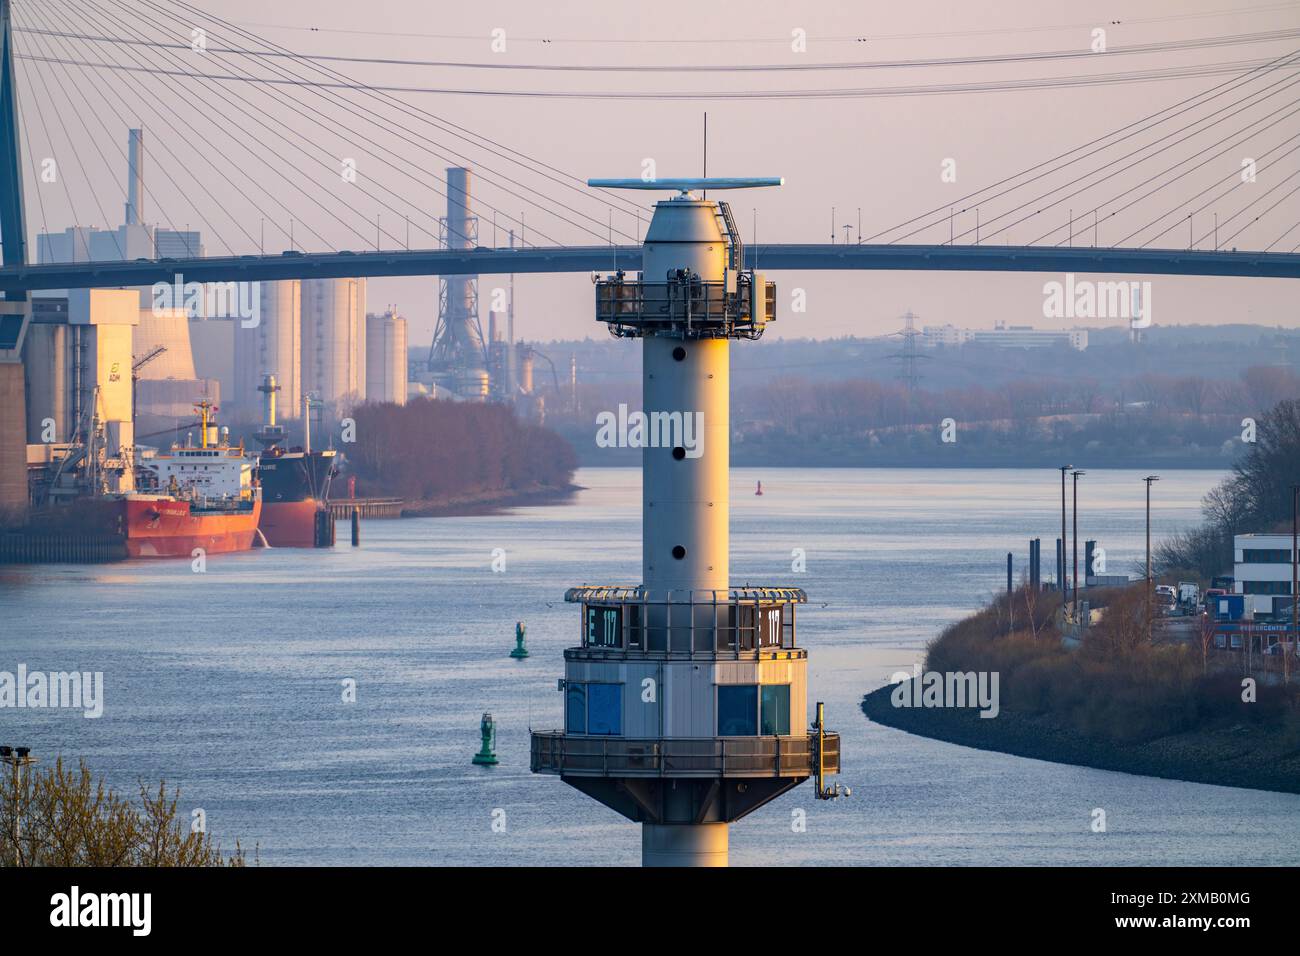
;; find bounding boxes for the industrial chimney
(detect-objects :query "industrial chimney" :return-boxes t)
[124,129,145,226]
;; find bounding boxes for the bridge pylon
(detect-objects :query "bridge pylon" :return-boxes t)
[0,0,30,517]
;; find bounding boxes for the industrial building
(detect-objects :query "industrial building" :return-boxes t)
[36,130,204,308]
[133,306,217,419]
[1233,534,1296,619]
[365,308,407,405]
[302,277,366,412]
[423,167,488,401]
[923,321,1088,350]
[234,279,301,417]
[187,317,233,407]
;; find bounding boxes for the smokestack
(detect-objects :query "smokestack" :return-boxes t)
[125,128,145,226]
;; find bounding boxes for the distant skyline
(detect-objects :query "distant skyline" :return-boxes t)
[12,0,1300,349]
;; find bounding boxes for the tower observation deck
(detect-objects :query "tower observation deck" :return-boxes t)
[530,179,841,867]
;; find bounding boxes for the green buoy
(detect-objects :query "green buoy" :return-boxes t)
[509,621,529,659]
[472,712,498,766]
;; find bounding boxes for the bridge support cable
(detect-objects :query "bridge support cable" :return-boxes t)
[17,11,231,256]
[1018,96,1300,248]
[142,0,638,248]
[925,65,1300,248]
[158,0,646,229]
[861,49,1300,247]
[154,0,642,245]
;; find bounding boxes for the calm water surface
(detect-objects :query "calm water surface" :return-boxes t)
[2,467,1297,865]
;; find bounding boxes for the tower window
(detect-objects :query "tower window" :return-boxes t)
[717,685,758,736]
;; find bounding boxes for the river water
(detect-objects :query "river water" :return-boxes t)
[2,467,1297,866]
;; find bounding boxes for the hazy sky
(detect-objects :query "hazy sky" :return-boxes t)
[14,0,1300,346]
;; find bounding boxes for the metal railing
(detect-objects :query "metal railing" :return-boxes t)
[595,271,775,340]
[530,731,840,778]
[566,585,805,655]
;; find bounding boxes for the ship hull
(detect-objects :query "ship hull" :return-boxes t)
[259,499,327,548]
[257,448,336,548]
[119,496,262,558]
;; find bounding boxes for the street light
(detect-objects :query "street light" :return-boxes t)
[1,745,35,867]
[1059,465,1073,601]
[1145,476,1160,642]
[1072,470,1086,620]
[1291,484,1298,684]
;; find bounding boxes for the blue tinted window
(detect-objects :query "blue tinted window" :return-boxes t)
[718,685,758,736]
[565,683,586,734]
[761,685,791,735]
[587,684,622,736]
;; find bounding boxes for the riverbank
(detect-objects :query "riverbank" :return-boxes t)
[397,481,581,518]
[862,678,1300,795]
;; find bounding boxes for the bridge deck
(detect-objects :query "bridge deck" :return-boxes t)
[1,243,1297,294]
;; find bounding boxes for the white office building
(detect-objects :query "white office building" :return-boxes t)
[1233,533,1295,618]
[922,321,1087,351]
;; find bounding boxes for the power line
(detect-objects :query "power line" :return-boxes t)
[220,2,1300,45]
[14,50,1286,100]
[18,25,1300,73]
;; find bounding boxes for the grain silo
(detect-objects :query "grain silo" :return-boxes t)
[365,309,407,405]
[301,277,365,411]
[234,279,301,418]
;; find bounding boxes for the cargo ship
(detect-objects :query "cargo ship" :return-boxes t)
[125,400,262,558]
[253,375,337,548]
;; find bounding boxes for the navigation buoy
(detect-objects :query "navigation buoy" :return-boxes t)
[472,712,498,766]
[510,621,529,659]
[755,480,763,496]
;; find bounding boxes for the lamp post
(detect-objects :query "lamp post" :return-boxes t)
[1059,465,1073,600]
[0,745,35,867]
[1145,476,1160,642]
[1291,484,1298,684]
[1072,470,1086,619]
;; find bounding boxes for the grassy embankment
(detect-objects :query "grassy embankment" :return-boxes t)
[862,585,1300,794]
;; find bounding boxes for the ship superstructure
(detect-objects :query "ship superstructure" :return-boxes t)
[124,399,261,557]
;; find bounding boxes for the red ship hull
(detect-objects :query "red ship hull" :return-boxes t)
[118,496,262,558]
[259,499,325,548]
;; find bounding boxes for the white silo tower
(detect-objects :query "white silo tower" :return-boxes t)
[365,309,407,405]
[234,279,301,418]
[301,277,365,411]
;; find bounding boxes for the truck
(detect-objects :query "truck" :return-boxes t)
[1177,581,1200,614]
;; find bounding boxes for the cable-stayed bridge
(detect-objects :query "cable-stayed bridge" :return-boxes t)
[1,243,1298,294]
[0,0,1297,516]
[1,0,1299,296]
